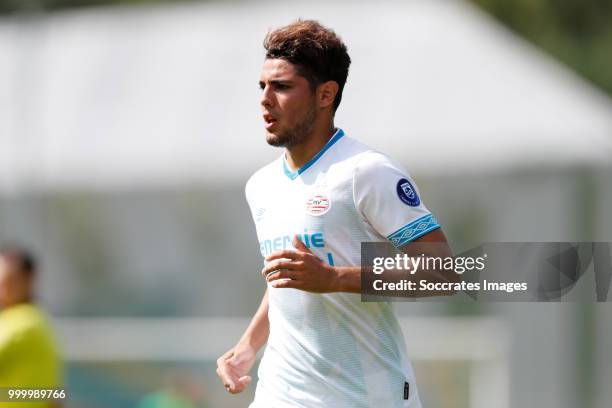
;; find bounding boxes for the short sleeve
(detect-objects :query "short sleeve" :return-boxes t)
[353,152,440,247]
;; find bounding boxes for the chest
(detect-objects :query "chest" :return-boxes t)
[252,173,355,256]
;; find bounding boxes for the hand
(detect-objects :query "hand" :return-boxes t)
[216,344,256,394]
[262,236,338,292]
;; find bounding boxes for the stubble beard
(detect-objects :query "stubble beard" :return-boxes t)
[266,102,317,148]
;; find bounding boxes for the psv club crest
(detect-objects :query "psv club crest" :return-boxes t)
[305,194,331,216]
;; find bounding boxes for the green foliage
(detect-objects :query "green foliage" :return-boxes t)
[470,0,612,95]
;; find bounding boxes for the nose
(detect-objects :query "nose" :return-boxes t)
[260,85,273,109]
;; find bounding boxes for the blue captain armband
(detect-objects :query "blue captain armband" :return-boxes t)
[387,214,440,247]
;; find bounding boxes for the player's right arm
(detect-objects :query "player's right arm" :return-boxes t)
[216,288,269,394]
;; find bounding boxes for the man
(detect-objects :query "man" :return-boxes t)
[0,246,63,408]
[216,20,456,407]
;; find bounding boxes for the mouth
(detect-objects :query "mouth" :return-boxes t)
[263,113,278,130]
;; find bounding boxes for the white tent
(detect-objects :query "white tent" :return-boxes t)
[0,0,611,192]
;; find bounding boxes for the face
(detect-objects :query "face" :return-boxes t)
[0,256,30,308]
[259,58,318,148]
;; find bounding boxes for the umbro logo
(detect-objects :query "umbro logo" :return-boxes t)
[255,208,266,222]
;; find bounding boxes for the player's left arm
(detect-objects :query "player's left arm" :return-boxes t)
[334,227,459,295]
[391,226,461,297]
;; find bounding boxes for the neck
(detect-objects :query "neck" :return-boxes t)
[285,122,336,171]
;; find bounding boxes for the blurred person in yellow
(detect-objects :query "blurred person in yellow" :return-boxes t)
[0,245,63,408]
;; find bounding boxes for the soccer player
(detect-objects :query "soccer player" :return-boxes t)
[216,20,455,407]
[0,246,63,408]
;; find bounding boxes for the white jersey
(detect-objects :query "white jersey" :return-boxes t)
[245,128,439,408]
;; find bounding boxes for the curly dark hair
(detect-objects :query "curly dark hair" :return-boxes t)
[263,19,351,112]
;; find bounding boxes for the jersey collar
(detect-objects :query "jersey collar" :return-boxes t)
[282,128,345,180]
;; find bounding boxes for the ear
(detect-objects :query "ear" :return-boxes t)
[318,81,339,109]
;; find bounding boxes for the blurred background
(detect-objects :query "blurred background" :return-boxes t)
[0,0,611,407]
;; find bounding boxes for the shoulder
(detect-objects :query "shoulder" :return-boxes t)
[328,136,382,168]
[0,305,47,340]
[351,147,408,182]
[334,134,404,170]
[330,135,410,186]
[245,155,283,202]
